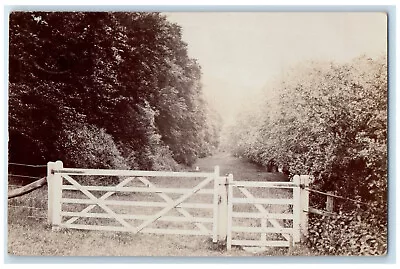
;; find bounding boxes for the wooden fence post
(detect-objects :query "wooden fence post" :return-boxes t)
[300,175,310,240]
[47,161,55,224]
[292,175,301,243]
[288,235,293,255]
[212,165,220,243]
[227,173,234,250]
[326,192,334,212]
[50,161,63,230]
[217,173,228,243]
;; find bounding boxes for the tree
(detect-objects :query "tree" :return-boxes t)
[9,12,220,179]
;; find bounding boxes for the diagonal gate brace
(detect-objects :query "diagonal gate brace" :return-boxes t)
[132,176,214,234]
[134,176,210,234]
[65,177,134,225]
[62,175,133,229]
[238,187,291,241]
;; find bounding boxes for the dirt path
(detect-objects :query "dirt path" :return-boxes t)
[194,151,288,182]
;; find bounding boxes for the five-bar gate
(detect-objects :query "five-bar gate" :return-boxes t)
[47,161,224,243]
[47,161,310,250]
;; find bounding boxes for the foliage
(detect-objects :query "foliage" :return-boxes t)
[59,124,130,170]
[306,208,387,256]
[225,56,387,207]
[8,12,221,176]
[224,56,387,255]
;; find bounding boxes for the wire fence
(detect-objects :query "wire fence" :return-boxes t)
[8,204,47,220]
[8,196,47,202]
[8,162,46,188]
[8,162,47,186]
[8,162,47,168]
[8,205,47,211]
[8,174,43,180]
[304,187,370,206]
[8,184,22,188]
[7,172,48,220]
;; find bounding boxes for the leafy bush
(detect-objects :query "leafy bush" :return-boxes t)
[60,124,130,170]
[225,56,387,208]
[224,56,387,255]
[306,208,387,256]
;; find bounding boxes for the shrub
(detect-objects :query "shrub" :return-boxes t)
[59,123,131,170]
[224,56,388,256]
[226,56,387,208]
[306,207,387,256]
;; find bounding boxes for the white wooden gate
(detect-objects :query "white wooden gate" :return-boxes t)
[47,161,309,249]
[47,161,223,243]
[227,175,307,250]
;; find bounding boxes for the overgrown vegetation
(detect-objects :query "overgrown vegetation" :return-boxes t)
[306,209,387,255]
[9,12,221,181]
[225,56,387,255]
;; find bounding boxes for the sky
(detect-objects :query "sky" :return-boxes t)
[165,12,387,123]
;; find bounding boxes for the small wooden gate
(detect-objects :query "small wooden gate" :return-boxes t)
[227,175,306,250]
[47,161,223,243]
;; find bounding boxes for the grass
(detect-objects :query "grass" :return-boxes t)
[7,152,314,256]
[8,196,252,257]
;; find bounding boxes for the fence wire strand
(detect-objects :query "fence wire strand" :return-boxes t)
[304,187,370,205]
[8,205,46,211]
[8,205,47,220]
[8,162,47,168]
[8,174,43,179]
[27,216,47,219]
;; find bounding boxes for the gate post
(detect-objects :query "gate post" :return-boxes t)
[292,175,301,243]
[47,161,55,224]
[217,173,229,243]
[226,173,233,250]
[212,166,220,243]
[300,175,310,240]
[47,160,63,230]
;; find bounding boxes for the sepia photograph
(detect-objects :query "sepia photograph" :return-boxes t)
[7,10,388,257]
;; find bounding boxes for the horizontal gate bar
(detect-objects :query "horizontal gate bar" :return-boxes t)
[140,228,212,235]
[231,198,294,205]
[55,168,213,178]
[232,181,298,188]
[235,187,292,242]
[61,198,214,209]
[231,212,294,219]
[231,239,290,247]
[61,211,213,223]
[61,224,212,235]
[62,185,214,194]
[231,226,294,233]
[64,177,136,226]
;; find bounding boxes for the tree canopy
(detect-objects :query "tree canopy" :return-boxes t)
[9,12,221,179]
